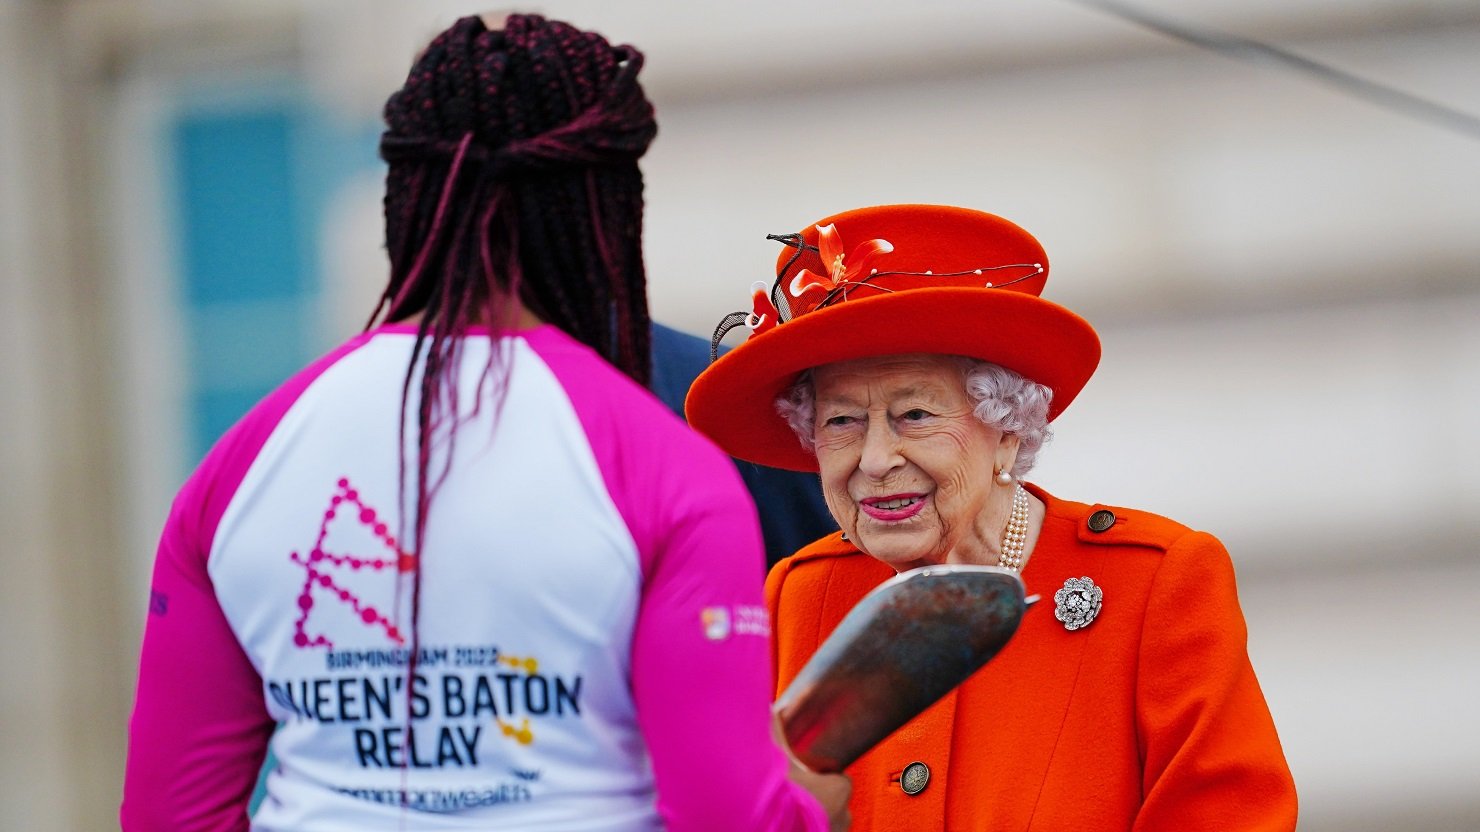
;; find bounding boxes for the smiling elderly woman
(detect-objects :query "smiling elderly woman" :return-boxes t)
[686,205,1298,831]
[778,355,1051,572]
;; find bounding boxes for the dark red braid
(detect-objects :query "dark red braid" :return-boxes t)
[367,14,656,791]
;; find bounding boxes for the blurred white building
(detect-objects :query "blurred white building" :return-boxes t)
[2,0,1477,828]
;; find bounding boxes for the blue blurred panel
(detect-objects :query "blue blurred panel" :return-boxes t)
[186,299,311,392]
[174,111,305,305]
[295,118,386,212]
[170,93,385,463]
[193,387,276,462]
[173,106,310,460]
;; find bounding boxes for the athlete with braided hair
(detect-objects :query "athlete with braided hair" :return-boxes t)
[123,14,846,831]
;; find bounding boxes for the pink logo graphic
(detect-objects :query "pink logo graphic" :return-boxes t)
[289,478,416,650]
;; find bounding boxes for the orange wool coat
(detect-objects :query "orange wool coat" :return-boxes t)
[767,484,1297,831]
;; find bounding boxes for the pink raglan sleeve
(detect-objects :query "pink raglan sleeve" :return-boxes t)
[120,476,275,830]
[629,450,827,832]
[527,328,826,832]
[121,332,371,830]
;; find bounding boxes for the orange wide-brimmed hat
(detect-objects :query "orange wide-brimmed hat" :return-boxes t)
[685,204,1101,472]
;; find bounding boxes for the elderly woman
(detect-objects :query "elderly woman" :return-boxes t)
[686,204,1297,831]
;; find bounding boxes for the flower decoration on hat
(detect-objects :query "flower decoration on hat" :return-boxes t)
[787,223,895,310]
[691,204,1101,473]
[707,209,1050,362]
[746,281,781,336]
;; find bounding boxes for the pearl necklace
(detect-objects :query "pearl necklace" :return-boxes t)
[996,484,1031,572]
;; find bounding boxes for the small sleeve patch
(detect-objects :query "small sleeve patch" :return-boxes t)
[701,607,730,640]
[701,605,771,640]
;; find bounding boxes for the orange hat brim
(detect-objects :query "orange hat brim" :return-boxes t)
[686,286,1100,472]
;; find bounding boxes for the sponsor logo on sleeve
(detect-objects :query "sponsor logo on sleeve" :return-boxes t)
[701,604,770,640]
[701,606,731,640]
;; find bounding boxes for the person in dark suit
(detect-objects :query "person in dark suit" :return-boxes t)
[651,322,835,566]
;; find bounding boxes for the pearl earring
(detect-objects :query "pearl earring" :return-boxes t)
[995,468,1014,487]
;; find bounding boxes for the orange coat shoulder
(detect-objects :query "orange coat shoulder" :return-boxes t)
[764,533,892,696]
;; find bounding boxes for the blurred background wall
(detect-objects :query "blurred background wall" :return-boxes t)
[2,0,1477,828]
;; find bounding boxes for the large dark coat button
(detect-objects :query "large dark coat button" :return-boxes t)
[900,761,930,795]
[1087,509,1116,533]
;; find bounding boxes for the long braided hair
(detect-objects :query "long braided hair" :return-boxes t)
[369,14,656,745]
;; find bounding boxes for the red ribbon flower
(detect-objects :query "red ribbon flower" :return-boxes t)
[746,281,781,335]
[787,223,895,310]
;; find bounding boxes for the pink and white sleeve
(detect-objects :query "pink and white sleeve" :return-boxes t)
[527,329,826,831]
[121,331,368,829]
[628,459,827,832]
[120,486,275,831]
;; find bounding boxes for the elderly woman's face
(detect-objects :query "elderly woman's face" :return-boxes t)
[812,354,1017,571]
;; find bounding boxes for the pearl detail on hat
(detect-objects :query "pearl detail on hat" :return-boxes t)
[997,485,1031,572]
